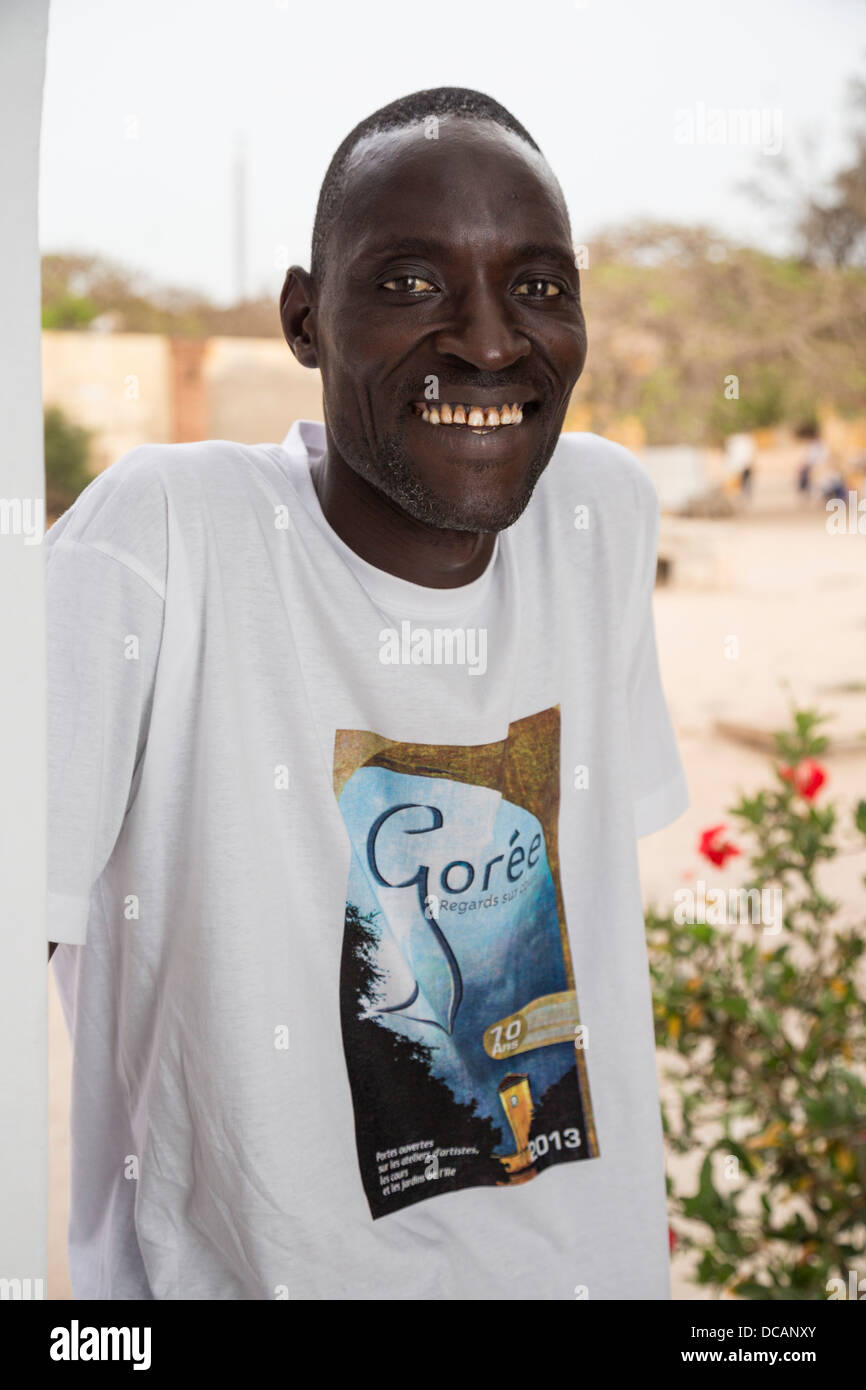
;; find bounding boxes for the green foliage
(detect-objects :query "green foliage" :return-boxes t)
[41,293,98,330]
[650,708,866,1299]
[41,252,280,339]
[578,224,864,445]
[44,405,93,517]
[705,364,793,437]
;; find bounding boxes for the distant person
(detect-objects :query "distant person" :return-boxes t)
[822,461,846,504]
[850,453,866,498]
[725,431,756,500]
[796,426,827,503]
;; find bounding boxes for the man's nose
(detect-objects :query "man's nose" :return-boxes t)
[431,283,531,372]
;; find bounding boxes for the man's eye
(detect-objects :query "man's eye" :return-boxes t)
[514,279,562,298]
[381,275,437,294]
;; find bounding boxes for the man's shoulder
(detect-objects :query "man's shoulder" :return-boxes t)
[516,432,661,590]
[45,438,280,593]
[48,438,279,535]
[97,436,275,495]
[544,430,658,517]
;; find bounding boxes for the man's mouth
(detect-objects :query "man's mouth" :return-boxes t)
[411,401,532,435]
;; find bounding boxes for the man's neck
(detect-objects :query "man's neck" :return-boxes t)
[310,450,496,590]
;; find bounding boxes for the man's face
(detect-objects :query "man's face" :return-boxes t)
[307,118,587,532]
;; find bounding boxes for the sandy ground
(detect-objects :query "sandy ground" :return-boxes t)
[48,475,866,1301]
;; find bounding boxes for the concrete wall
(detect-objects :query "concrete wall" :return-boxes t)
[42,330,172,472]
[41,329,324,473]
[204,336,323,445]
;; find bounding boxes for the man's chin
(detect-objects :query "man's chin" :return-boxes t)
[428,489,538,534]
[377,465,539,534]
[341,424,555,534]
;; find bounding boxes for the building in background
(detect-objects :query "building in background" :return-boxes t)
[41,330,324,475]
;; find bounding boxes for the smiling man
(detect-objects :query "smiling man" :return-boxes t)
[46,87,688,1301]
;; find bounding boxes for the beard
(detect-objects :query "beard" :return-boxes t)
[328,407,558,534]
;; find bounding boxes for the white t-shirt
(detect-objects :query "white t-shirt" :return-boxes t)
[47,418,688,1301]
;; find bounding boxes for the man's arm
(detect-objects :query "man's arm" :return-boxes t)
[45,531,165,953]
[624,460,689,837]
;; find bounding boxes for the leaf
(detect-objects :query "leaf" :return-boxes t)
[682,1153,734,1226]
[716,995,748,1021]
[697,1250,736,1285]
[731,1279,774,1299]
[723,1140,758,1179]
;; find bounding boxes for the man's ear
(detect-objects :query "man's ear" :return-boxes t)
[279,266,318,369]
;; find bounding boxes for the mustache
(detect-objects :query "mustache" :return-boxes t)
[407,372,537,394]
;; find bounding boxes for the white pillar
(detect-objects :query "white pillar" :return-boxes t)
[0,0,51,1295]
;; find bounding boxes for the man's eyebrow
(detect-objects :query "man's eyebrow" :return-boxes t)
[355,237,576,268]
[354,236,456,261]
[510,243,576,268]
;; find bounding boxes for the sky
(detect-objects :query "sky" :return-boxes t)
[39,0,866,305]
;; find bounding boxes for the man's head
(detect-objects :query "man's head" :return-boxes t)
[280,87,587,533]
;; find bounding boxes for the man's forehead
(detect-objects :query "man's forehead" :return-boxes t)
[336,117,569,252]
[345,115,545,176]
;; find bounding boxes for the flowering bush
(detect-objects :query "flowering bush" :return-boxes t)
[648,708,866,1299]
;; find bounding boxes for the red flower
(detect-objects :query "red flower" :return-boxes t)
[697,824,741,867]
[779,758,827,800]
[669,1225,678,1254]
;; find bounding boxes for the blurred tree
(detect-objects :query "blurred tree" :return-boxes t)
[44,404,93,518]
[42,290,98,330]
[741,68,866,269]
[41,252,281,338]
[578,221,865,444]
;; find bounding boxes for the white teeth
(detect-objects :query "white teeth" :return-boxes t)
[415,401,528,427]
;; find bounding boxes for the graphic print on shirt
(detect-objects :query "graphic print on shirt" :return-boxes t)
[334,706,599,1219]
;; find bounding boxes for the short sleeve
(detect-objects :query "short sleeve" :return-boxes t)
[624,468,689,838]
[45,454,167,945]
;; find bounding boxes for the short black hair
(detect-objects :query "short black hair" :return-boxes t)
[310,87,544,282]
